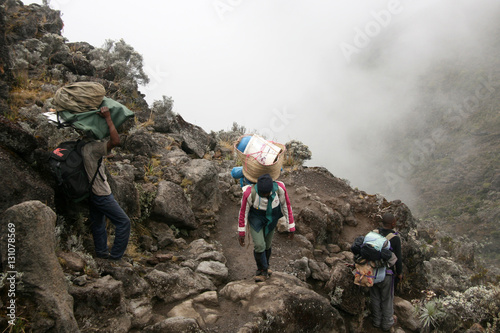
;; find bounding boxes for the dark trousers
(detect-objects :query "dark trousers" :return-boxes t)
[90,193,130,260]
[370,274,395,330]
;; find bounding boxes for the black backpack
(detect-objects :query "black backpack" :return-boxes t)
[351,230,397,268]
[49,140,102,202]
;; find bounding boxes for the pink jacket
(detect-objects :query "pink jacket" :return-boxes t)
[238,181,295,237]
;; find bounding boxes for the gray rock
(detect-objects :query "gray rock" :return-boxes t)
[128,296,153,329]
[70,275,126,318]
[123,130,159,157]
[106,266,151,299]
[293,234,313,251]
[144,268,216,304]
[165,149,190,165]
[0,201,79,332]
[149,221,176,249]
[57,251,86,272]
[152,180,197,230]
[196,251,227,264]
[0,115,39,161]
[394,297,421,332]
[221,272,345,332]
[296,203,343,246]
[187,239,216,257]
[292,257,311,281]
[308,259,331,281]
[0,146,55,213]
[325,263,365,316]
[144,317,201,333]
[180,159,221,214]
[108,174,140,218]
[195,261,228,285]
[164,114,217,158]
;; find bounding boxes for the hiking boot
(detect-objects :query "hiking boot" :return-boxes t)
[255,270,268,282]
[96,252,110,259]
[109,258,133,268]
[95,257,112,269]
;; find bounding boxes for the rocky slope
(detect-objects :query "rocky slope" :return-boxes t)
[0,2,499,333]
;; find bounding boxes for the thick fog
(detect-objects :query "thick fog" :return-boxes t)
[25,0,500,204]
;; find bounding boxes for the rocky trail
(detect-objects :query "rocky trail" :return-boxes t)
[192,169,384,332]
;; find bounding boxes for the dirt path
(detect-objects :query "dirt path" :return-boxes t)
[213,195,301,282]
[208,169,386,332]
[213,169,378,282]
[213,199,255,281]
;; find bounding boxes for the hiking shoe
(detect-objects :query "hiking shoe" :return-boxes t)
[96,253,110,259]
[255,274,267,282]
[109,258,133,268]
[254,270,268,282]
[95,257,112,269]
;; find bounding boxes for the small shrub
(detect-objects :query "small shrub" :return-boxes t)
[417,300,446,332]
[151,95,175,118]
[90,39,150,86]
[284,140,312,166]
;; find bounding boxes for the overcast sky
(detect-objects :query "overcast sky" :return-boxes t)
[24,0,500,201]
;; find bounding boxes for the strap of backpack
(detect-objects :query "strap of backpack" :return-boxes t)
[251,185,256,203]
[386,233,397,241]
[88,157,103,196]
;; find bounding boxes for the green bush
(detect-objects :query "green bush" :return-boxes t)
[90,39,150,86]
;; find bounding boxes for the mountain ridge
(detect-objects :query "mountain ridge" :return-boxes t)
[0,2,499,332]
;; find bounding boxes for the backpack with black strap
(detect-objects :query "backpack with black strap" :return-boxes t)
[49,140,102,203]
[351,229,398,287]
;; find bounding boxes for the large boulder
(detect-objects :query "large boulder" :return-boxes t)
[180,159,221,215]
[49,50,95,76]
[70,275,126,319]
[123,130,159,157]
[166,292,221,329]
[69,275,129,332]
[325,263,366,316]
[152,180,197,230]
[296,202,343,246]
[195,260,228,286]
[394,297,421,332]
[0,116,39,162]
[155,114,216,158]
[144,267,216,304]
[0,146,54,213]
[0,201,79,332]
[104,266,151,299]
[108,174,140,218]
[220,272,346,332]
[128,296,154,329]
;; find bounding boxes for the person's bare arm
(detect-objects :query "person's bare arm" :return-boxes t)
[98,107,120,151]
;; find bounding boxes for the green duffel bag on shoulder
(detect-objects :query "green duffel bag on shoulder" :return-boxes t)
[57,97,134,139]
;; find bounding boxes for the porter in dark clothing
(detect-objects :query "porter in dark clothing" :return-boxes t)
[370,213,403,331]
[82,107,130,262]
